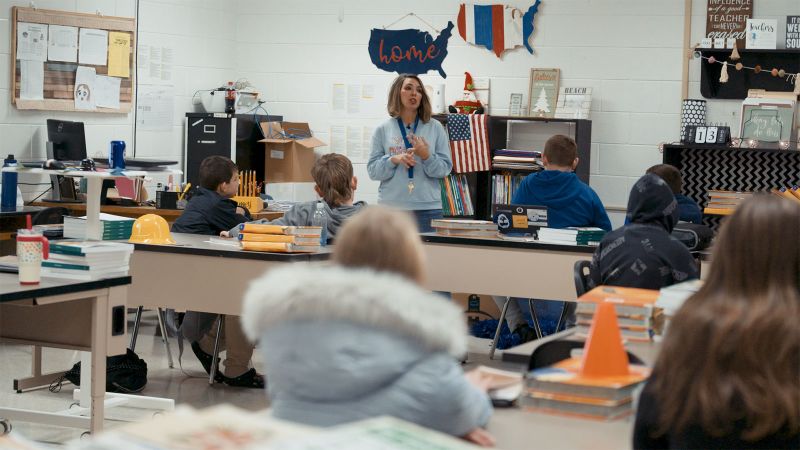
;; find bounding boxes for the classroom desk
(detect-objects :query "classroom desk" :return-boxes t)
[0,274,130,433]
[31,202,283,223]
[0,207,46,255]
[127,233,329,315]
[420,234,595,300]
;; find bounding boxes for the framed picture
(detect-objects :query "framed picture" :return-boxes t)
[508,93,523,116]
[739,98,797,147]
[528,68,560,118]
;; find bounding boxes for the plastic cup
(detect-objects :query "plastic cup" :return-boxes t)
[17,229,49,285]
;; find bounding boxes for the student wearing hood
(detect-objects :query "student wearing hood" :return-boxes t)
[590,173,699,289]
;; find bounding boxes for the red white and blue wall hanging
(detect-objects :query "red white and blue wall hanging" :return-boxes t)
[456,0,541,58]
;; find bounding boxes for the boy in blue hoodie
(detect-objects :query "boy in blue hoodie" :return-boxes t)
[494,134,611,342]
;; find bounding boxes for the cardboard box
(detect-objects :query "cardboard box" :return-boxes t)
[259,122,326,182]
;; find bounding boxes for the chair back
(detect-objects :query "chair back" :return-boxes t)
[31,207,70,225]
[528,339,645,371]
[573,260,592,297]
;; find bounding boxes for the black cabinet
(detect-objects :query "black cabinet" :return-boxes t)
[699,49,800,99]
[184,113,282,186]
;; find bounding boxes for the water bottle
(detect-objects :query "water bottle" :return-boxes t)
[225,81,236,114]
[1,154,18,211]
[311,201,329,246]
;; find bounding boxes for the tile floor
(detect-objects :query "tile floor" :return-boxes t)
[0,311,521,445]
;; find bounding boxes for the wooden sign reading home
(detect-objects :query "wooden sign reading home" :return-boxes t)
[706,0,752,49]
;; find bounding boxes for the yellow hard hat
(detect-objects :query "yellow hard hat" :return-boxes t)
[129,214,176,245]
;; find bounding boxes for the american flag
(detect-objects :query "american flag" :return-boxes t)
[447,113,490,173]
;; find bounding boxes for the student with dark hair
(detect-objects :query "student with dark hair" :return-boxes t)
[645,164,702,224]
[590,173,698,290]
[172,155,250,235]
[172,155,262,388]
[633,195,800,449]
[493,134,612,341]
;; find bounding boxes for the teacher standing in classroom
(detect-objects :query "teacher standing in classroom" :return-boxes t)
[368,74,453,233]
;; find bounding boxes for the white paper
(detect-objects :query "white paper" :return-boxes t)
[137,43,174,85]
[361,126,374,156]
[332,84,346,112]
[78,28,108,65]
[74,66,97,110]
[19,60,44,100]
[346,126,363,161]
[329,125,346,153]
[94,75,120,109]
[137,85,174,131]
[347,84,361,114]
[48,25,79,62]
[160,47,174,82]
[16,22,47,61]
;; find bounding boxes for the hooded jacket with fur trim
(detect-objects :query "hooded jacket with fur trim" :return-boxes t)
[242,264,492,436]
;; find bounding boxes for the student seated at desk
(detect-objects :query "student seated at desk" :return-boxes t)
[493,134,612,342]
[633,195,800,449]
[221,153,366,240]
[172,155,262,388]
[645,163,702,224]
[242,207,495,447]
[590,173,698,290]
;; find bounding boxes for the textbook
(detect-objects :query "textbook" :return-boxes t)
[521,391,634,420]
[240,241,320,253]
[434,228,498,238]
[525,357,650,401]
[578,285,660,307]
[49,241,135,256]
[430,219,496,231]
[473,365,525,406]
[238,223,322,236]
[238,233,321,245]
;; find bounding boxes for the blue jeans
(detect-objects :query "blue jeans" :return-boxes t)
[412,209,443,233]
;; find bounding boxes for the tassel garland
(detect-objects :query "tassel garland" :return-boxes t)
[720,62,729,83]
[730,44,741,61]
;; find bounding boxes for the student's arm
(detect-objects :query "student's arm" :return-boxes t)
[208,199,248,233]
[270,204,312,227]
[419,121,453,179]
[592,192,613,231]
[367,126,398,181]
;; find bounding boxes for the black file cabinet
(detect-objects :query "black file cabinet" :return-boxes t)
[184,113,282,186]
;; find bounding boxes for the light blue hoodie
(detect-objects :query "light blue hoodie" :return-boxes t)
[367,117,452,210]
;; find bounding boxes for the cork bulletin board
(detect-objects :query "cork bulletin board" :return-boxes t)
[10,6,135,113]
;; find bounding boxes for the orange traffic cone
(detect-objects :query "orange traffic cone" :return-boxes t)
[580,302,630,377]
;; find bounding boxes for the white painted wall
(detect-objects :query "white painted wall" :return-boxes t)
[1,0,797,219]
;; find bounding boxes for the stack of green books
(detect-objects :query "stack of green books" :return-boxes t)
[63,213,135,240]
[42,241,134,281]
[536,227,606,246]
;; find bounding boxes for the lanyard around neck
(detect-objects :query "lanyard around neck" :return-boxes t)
[396,116,419,179]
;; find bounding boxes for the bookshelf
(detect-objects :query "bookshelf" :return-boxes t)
[435,115,592,220]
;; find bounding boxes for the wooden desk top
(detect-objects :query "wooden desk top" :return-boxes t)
[420,233,597,255]
[32,202,283,222]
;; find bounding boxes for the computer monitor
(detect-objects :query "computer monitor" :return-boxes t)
[46,119,87,162]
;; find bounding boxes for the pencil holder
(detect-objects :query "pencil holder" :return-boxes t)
[156,191,180,210]
[231,196,264,213]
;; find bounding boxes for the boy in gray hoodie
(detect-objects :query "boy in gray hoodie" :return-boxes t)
[222,153,366,239]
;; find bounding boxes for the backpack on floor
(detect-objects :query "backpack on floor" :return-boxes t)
[59,349,148,394]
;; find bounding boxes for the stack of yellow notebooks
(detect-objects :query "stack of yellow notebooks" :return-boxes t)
[575,286,662,342]
[237,223,322,253]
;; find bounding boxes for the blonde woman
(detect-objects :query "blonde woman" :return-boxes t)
[242,207,494,446]
[367,74,453,232]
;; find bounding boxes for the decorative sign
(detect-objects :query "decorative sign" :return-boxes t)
[786,16,800,49]
[740,101,795,144]
[706,0,752,49]
[368,22,454,78]
[528,68,559,118]
[508,93,523,116]
[745,18,777,49]
[456,0,541,58]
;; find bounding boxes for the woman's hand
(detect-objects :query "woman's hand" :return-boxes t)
[410,135,430,160]
[463,428,496,447]
[390,152,416,168]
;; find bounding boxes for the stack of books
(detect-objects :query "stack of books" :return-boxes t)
[237,223,322,253]
[575,286,662,342]
[491,149,543,171]
[704,190,754,215]
[42,241,134,280]
[63,213,135,240]
[537,227,606,246]
[439,174,474,217]
[657,279,703,336]
[522,357,650,420]
[491,174,526,205]
[771,186,800,204]
[430,219,497,238]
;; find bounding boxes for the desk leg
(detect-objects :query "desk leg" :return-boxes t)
[89,290,108,433]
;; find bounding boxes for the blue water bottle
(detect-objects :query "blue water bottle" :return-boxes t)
[1,154,18,211]
[109,140,126,169]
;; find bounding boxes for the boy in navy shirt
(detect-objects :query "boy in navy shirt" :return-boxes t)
[494,135,611,342]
